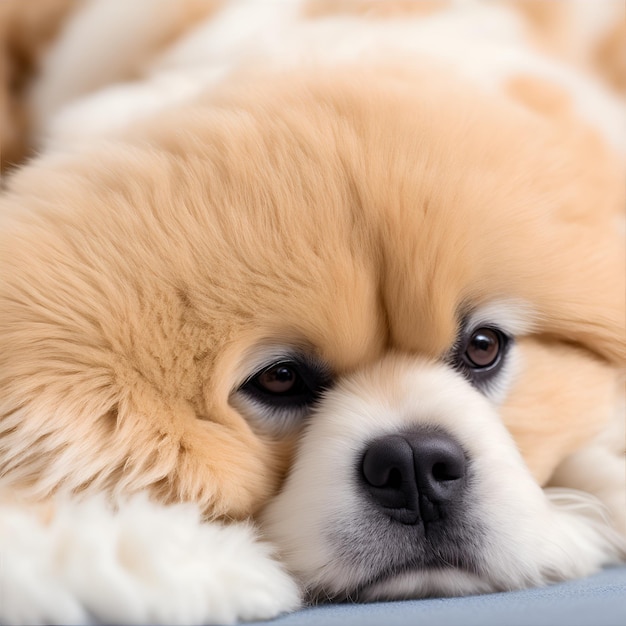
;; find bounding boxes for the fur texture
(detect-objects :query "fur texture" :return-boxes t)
[0,494,299,624]
[0,0,624,623]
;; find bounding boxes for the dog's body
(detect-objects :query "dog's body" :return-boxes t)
[1,1,625,624]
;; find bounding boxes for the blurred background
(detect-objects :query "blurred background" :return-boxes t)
[1,0,624,174]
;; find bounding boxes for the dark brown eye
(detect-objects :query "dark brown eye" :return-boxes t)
[239,357,332,415]
[236,355,333,435]
[464,328,501,368]
[256,364,297,394]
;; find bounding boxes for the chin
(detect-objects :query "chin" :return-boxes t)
[0,0,625,623]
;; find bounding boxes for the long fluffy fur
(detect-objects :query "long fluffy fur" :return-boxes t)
[0,494,300,625]
[0,1,624,624]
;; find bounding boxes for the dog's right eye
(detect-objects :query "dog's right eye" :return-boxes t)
[256,363,299,393]
[234,356,332,434]
[243,361,317,404]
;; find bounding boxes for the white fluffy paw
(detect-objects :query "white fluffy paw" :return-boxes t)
[0,495,301,625]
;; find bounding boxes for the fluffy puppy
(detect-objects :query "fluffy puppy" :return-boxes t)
[1,0,625,624]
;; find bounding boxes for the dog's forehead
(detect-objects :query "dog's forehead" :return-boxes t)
[136,69,618,369]
[8,68,622,370]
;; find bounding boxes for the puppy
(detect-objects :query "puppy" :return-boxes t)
[1,0,625,623]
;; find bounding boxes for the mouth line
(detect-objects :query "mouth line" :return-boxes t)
[308,557,483,605]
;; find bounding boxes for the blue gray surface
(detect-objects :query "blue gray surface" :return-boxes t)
[251,566,626,626]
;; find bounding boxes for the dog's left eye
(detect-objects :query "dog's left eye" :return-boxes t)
[464,328,502,369]
[452,326,510,389]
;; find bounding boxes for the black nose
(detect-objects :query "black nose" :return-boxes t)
[360,429,466,525]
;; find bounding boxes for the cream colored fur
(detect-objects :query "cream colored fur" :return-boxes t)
[0,1,624,624]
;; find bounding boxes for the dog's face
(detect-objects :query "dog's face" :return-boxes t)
[1,68,624,594]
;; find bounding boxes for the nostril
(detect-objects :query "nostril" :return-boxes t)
[432,461,453,481]
[386,467,403,489]
[411,432,466,501]
[360,435,418,518]
[432,460,464,482]
[361,435,414,488]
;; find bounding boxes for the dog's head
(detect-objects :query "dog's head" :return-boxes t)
[1,67,624,595]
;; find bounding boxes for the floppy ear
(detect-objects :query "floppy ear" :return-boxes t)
[499,74,624,367]
[0,317,278,518]
[493,76,625,365]
[524,127,625,367]
[0,167,283,519]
